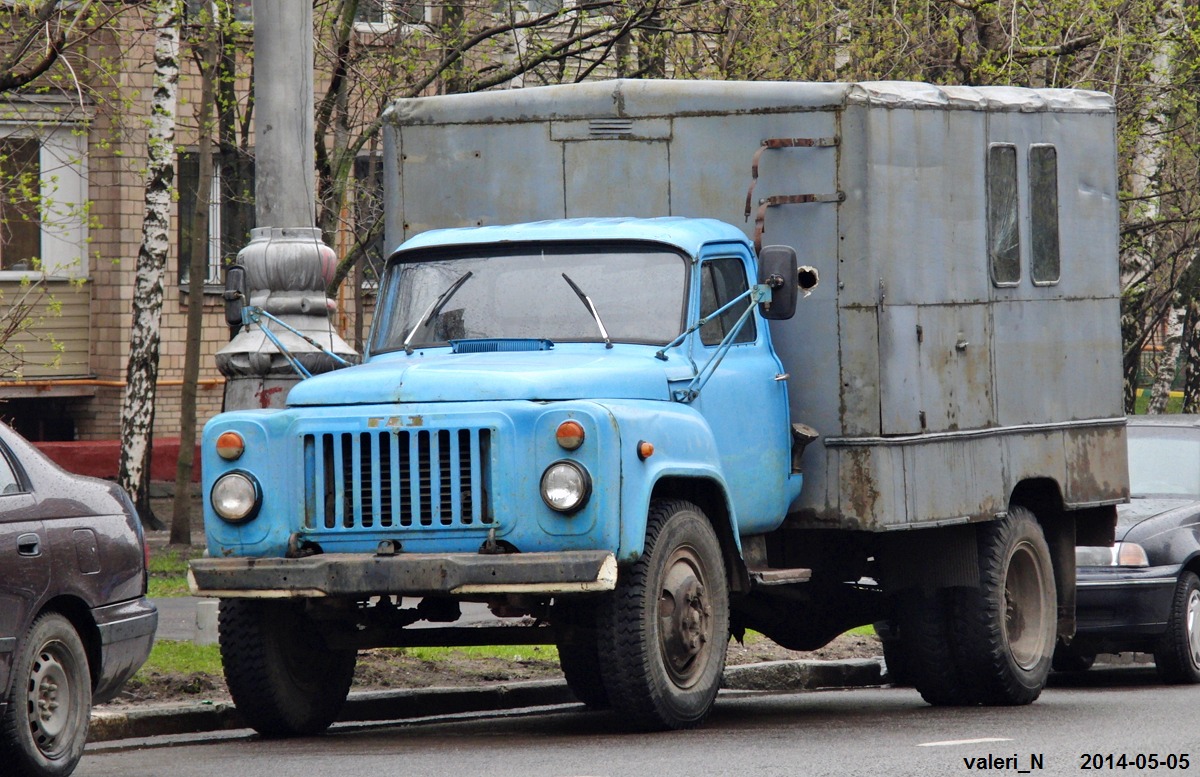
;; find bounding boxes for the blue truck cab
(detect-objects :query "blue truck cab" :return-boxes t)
[192,217,812,733]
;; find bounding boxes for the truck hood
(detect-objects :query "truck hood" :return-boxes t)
[286,349,689,406]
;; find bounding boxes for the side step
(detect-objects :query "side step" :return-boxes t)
[748,566,812,586]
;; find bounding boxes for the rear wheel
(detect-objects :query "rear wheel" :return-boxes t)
[597,500,729,730]
[1154,571,1200,684]
[952,508,1057,705]
[0,613,92,777]
[219,599,357,737]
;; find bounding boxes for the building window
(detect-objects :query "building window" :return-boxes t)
[987,143,1020,286]
[699,257,756,346]
[355,0,428,31]
[178,150,255,288]
[1029,144,1060,286]
[0,128,89,280]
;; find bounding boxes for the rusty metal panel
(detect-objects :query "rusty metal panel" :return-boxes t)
[834,306,880,437]
[393,122,566,239]
[834,444,907,529]
[563,140,669,217]
[1064,423,1129,507]
[904,435,1005,526]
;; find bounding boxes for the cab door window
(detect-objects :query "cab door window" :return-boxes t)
[699,258,756,346]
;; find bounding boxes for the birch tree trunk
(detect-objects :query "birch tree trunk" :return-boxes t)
[1148,300,1183,413]
[171,2,221,546]
[118,0,179,530]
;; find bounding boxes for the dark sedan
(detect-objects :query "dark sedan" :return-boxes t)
[0,422,157,776]
[1056,415,1200,682]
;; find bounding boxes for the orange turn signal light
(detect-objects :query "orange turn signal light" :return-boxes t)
[556,420,585,450]
[216,431,246,461]
[637,440,654,460]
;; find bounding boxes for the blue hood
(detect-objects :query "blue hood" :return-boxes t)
[287,347,688,406]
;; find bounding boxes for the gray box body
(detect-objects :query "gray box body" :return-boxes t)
[381,79,1127,532]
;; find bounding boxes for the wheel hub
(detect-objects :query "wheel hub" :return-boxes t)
[658,549,712,687]
[1186,589,1200,670]
[1003,542,1051,670]
[27,647,71,748]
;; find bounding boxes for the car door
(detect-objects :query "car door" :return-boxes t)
[0,439,48,699]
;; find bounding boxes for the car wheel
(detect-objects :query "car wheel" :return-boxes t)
[596,500,729,730]
[0,613,92,777]
[1154,571,1200,684]
[218,599,357,737]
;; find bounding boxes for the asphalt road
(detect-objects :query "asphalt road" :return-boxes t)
[80,666,1200,777]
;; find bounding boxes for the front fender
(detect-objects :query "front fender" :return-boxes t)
[599,400,736,562]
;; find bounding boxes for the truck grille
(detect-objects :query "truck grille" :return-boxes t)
[303,428,492,530]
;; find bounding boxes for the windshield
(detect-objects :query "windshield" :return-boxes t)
[1128,427,1200,498]
[370,242,688,353]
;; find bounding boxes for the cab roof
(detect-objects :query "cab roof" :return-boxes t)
[387,217,752,262]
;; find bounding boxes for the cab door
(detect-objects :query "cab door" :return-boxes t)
[688,249,793,535]
[0,440,47,699]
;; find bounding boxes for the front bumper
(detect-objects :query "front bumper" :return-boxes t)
[189,550,617,598]
[1073,564,1178,642]
[92,597,158,704]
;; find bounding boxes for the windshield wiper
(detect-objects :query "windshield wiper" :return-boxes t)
[562,273,612,349]
[403,271,473,354]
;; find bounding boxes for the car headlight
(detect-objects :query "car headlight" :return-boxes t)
[540,460,591,513]
[211,471,261,524]
[1075,541,1150,568]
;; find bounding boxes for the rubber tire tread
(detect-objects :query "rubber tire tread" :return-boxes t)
[219,599,357,737]
[0,613,91,777]
[596,499,729,731]
[1153,571,1200,684]
[895,589,980,705]
[557,640,611,709]
[950,508,1055,706]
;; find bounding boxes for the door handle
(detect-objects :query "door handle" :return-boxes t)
[17,533,40,557]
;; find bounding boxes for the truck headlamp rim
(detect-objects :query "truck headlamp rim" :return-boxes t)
[540,460,591,513]
[211,470,262,524]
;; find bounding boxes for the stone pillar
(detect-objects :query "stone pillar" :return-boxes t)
[217,0,356,410]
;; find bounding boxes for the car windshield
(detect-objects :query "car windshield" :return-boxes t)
[370,242,688,353]
[1128,428,1200,498]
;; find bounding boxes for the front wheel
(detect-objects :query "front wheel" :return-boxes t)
[597,500,729,731]
[219,599,357,737]
[1154,571,1200,684]
[0,613,92,777]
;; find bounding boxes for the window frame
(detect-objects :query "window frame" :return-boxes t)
[353,0,431,33]
[1028,143,1061,287]
[0,125,89,282]
[986,143,1021,288]
[698,256,757,347]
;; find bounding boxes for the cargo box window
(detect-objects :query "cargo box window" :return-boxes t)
[1029,144,1060,285]
[987,144,1020,286]
[700,258,756,346]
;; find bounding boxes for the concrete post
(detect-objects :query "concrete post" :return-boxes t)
[216,0,357,410]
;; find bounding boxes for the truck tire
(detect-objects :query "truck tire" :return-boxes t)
[873,619,912,687]
[895,590,979,705]
[1,613,91,777]
[554,600,610,709]
[951,507,1057,705]
[219,599,357,737]
[1153,571,1200,684]
[597,500,729,730]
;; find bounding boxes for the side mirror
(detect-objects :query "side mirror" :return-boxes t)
[223,264,248,327]
[757,245,800,320]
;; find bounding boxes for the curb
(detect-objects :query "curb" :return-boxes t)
[89,659,887,743]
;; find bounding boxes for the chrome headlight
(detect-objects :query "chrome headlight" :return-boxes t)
[540,460,591,513]
[211,471,261,524]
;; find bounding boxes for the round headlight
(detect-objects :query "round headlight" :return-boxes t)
[540,460,591,513]
[211,471,261,523]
